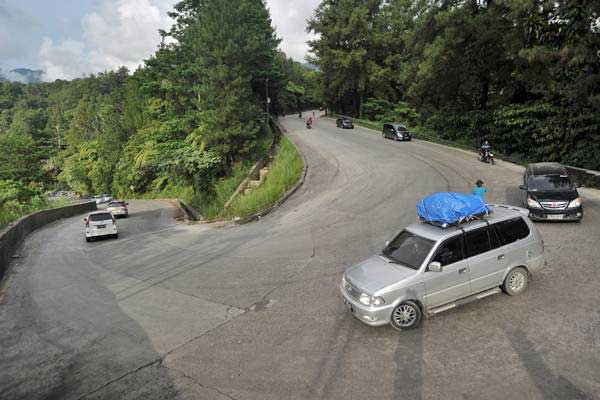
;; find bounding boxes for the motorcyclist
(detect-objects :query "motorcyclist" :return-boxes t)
[307,116,313,128]
[480,140,491,160]
[298,111,302,118]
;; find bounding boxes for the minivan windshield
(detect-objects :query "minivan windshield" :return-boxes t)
[395,126,408,132]
[528,175,573,191]
[381,230,434,270]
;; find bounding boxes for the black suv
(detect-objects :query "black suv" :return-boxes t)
[336,118,354,129]
[382,123,411,141]
[520,162,583,221]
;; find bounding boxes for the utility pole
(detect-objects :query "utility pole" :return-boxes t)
[265,78,270,127]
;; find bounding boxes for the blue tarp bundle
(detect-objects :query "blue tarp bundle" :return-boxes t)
[417,192,490,227]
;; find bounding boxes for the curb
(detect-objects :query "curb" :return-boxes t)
[233,120,308,225]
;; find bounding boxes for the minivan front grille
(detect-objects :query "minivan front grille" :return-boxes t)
[540,201,568,210]
[344,279,361,300]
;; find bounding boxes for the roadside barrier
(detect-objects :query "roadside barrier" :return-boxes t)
[0,201,97,281]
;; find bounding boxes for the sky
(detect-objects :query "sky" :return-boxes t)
[0,0,320,81]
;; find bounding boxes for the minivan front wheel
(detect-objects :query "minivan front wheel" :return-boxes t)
[390,301,422,331]
[503,267,529,296]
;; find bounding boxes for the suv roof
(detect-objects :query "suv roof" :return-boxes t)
[406,204,528,241]
[528,162,567,176]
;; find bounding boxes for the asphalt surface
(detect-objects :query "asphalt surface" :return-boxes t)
[1,114,600,400]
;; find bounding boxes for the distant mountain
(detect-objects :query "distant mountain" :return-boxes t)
[301,63,318,71]
[0,68,43,84]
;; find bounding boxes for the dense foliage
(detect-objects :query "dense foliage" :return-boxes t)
[309,0,600,169]
[0,0,319,220]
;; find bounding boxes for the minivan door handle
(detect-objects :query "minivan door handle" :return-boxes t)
[497,254,505,260]
[458,267,468,274]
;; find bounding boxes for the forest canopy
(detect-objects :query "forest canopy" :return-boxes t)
[308,0,600,169]
[0,0,320,212]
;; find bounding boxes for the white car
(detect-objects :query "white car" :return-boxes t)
[106,200,129,217]
[92,195,104,205]
[85,211,118,242]
[102,193,113,203]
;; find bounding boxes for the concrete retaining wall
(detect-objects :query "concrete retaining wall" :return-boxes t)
[0,201,97,281]
[565,166,600,189]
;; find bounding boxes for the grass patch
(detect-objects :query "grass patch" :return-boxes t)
[223,136,304,219]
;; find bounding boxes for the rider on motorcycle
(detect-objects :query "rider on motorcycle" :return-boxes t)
[307,116,313,128]
[480,140,491,158]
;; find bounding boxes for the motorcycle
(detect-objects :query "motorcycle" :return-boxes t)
[478,149,495,165]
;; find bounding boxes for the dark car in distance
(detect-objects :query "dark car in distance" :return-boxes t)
[336,118,354,129]
[383,123,412,141]
[520,162,583,221]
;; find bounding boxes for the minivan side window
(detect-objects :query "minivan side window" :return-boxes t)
[495,218,530,245]
[465,228,491,258]
[432,235,463,266]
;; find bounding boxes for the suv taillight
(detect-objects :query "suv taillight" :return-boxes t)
[112,216,116,224]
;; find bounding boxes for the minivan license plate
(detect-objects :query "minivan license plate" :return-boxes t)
[547,214,564,220]
[343,298,354,313]
[96,225,106,229]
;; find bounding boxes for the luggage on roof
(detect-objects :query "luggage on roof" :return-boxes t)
[416,192,490,227]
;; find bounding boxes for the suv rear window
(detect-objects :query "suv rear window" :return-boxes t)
[109,202,125,207]
[89,213,112,222]
[495,218,530,245]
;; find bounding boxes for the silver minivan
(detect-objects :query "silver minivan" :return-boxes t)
[340,205,545,330]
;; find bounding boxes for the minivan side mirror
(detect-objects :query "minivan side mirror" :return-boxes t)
[428,262,442,272]
[519,185,527,190]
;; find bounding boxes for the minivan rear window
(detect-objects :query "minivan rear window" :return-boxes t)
[495,218,530,245]
[108,202,125,207]
[89,213,112,222]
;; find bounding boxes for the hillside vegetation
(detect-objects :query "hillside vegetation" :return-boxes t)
[309,0,600,169]
[0,0,319,225]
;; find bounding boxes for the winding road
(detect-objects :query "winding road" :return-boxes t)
[1,115,600,400]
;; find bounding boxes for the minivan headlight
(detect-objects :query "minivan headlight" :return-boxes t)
[527,197,542,209]
[359,293,385,306]
[568,197,581,208]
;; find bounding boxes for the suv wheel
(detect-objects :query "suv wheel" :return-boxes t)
[503,267,529,296]
[390,301,422,331]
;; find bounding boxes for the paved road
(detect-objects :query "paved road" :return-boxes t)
[2,115,600,400]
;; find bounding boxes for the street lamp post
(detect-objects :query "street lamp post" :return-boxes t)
[265,78,270,127]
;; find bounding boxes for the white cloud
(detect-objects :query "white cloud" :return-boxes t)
[266,0,321,62]
[38,0,320,81]
[40,0,175,81]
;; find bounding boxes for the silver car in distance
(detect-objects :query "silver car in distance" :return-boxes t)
[340,205,545,330]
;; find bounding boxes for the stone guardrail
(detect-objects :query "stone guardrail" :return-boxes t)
[176,199,202,221]
[0,201,97,281]
[332,113,600,189]
[223,118,283,211]
[565,166,600,189]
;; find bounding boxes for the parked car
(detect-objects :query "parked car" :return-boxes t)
[84,211,118,242]
[520,162,583,221]
[107,200,129,218]
[336,118,354,129]
[340,205,544,330]
[382,123,411,141]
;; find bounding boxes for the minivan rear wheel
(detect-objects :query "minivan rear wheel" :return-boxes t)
[503,267,529,296]
[390,301,422,331]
